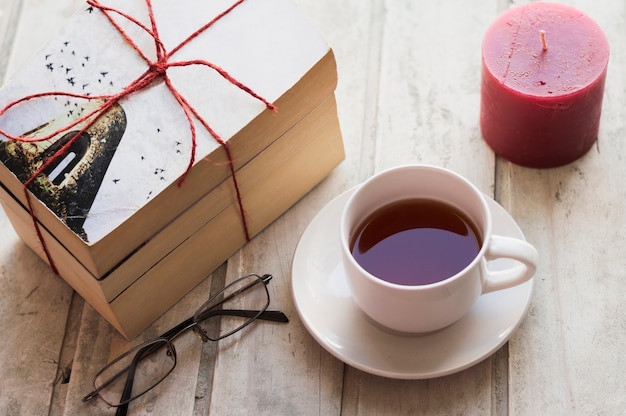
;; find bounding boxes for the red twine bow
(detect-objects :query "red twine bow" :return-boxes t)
[0,0,277,274]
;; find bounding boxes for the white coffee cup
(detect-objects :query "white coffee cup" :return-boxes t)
[340,165,538,334]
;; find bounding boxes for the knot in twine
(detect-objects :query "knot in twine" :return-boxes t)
[149,60,169,77]
[0,0,277,274]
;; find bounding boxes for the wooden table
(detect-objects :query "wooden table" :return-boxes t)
[1,0,624,415]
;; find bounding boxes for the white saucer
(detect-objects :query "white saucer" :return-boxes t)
[291,188,534,379]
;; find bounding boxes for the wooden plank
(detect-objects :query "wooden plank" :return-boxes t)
[342,362,493,416]
[48,293,84,416]
[373,0,497,190]
[0,218,73,414]
[500,1,626,415]
[337,0,501,414]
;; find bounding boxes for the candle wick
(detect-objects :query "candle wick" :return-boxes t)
[540,29,548,51]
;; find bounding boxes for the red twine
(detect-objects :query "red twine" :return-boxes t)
[0,0,277,274]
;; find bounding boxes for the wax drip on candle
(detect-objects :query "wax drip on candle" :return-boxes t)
[540,29,548,51]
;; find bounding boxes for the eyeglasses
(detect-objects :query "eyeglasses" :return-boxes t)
[82,273,288,413]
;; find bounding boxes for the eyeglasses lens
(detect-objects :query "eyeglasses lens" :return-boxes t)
[194,274,270,340]
[93,338,176,406]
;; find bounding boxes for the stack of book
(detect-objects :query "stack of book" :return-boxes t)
[0,0,344,339]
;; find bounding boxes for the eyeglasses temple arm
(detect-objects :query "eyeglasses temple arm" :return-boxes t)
[195,309,289,323]
[258,310,289,322]
[115,400,130,416]
[114,353,141,416]
[160,317,195,339]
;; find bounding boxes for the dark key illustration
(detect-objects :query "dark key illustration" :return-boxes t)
[0,99,127,242]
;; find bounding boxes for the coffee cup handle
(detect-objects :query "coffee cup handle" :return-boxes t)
[482,235,538,293]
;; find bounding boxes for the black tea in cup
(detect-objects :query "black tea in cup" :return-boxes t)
[349,198,482,286]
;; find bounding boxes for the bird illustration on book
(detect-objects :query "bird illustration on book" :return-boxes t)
[0,99,127,242]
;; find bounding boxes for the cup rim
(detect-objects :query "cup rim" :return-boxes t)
[340,164,493,290]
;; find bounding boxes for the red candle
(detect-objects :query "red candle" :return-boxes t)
[480,2,609,168]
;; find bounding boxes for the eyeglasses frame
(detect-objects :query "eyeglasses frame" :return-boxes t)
[82,273,288,414]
